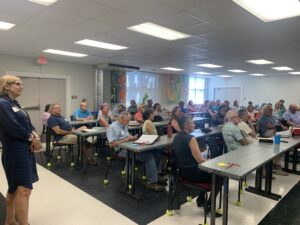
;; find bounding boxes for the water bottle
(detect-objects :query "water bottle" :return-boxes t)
[274,134,281,145]
[167,124,173,138]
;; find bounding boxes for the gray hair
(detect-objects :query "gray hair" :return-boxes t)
[225,110,238,122]
[118,111,131,119]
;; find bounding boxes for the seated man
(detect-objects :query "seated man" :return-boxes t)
[259,105,288,176]
[106,111,165,191]
[283,104,300,127]
[238,109,257,144]
[48,103,96,165]
[222,110,250,152]
[73,101,93,121]
[259,105,288,137]
[97,103,113,127]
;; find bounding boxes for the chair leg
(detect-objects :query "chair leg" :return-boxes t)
[70,146,75,167]
[142,164,147,180]
[104,159,112,185]
[186,189,192,202]
[202,192,208,225]
[235,181,242,206]
[218,186,222,211]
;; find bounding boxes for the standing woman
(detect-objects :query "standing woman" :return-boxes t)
[0,75,40,225]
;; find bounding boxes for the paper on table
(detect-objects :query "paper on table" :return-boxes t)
[133,134,159,145]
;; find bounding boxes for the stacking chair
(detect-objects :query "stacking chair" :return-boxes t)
[166,155,222,225]
[103,147,147,185]
[45,127,76,168]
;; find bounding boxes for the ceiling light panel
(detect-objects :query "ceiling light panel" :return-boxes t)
[75,39,128,50]
[127,22,191,41]
[197,64,222,68]
[246,59,274,65]
[272,66,293,71]
[43,49,87,57]
[233,0,300,22]
[289,72,300,75]
[195,72,211,75]
[219,75,232,78]
[250,73,265,76]
[161,67,184,71]
[228,69,247,73]
[0,21,16,30]
[28,0,58,6]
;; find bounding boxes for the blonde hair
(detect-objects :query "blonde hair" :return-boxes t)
[0,74,20,96]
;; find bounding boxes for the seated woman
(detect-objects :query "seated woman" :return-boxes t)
[134,104,145,123]
[98,103,113,127]
[141,109,166,190]
[187,100,197,112]
[169,106,181,133]
[247,104,256,122]
[172,116,222,214]
[42,104,51,126]
[207,101,216,118]
[212,104,228,126]
[153,103,163,122]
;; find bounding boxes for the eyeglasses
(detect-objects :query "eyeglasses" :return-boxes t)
[11,82,24,87]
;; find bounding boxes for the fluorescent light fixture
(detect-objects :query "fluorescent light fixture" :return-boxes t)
[75,39,128,50]
[246,59,274,65]
[43,49,87,57]
[197,64,223,68]
[250,73,265,76]
[272,66,293,71]
[0,21,15,30]
[289,71,300,75]
[195,72,211,75]
[227,69,247,73]
[28,0,57,6]
[161,67,184,71]
[127,22,190,41]
[219,75,232,78]
[233,0,300,22]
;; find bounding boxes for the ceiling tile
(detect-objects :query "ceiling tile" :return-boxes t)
[119,0,180,20]
[97,10,147,27]
[36,8,89,26]
[52,0,113,18]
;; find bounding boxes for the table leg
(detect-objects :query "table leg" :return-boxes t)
[282,148,300,175]
[246,164,281,200]
[223,177,229,225]
[210,174,216,225]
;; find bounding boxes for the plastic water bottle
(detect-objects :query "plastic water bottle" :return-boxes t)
[167,124,173,138]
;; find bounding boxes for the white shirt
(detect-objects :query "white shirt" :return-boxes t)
[238,121,257,144]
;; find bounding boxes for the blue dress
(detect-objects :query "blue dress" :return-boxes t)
[0,95,38,193]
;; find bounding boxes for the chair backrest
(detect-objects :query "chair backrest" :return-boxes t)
[206,136,223,158]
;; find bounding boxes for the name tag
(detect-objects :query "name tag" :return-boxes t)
[12,107,20,112]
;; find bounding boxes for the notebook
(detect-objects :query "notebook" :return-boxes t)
[133,135,160,145]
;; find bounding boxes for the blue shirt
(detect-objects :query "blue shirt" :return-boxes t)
[259,115,279,137]
[48,115,72,141]
[73,108,91,119]
[283,111,300,126]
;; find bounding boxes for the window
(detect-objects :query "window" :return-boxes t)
[126,71,158,106]
[188,77,205,104]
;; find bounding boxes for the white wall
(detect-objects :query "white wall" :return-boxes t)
[207,76,300,107]
[0,54,95,114]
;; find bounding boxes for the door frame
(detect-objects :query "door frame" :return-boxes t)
[6,71,71,116]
